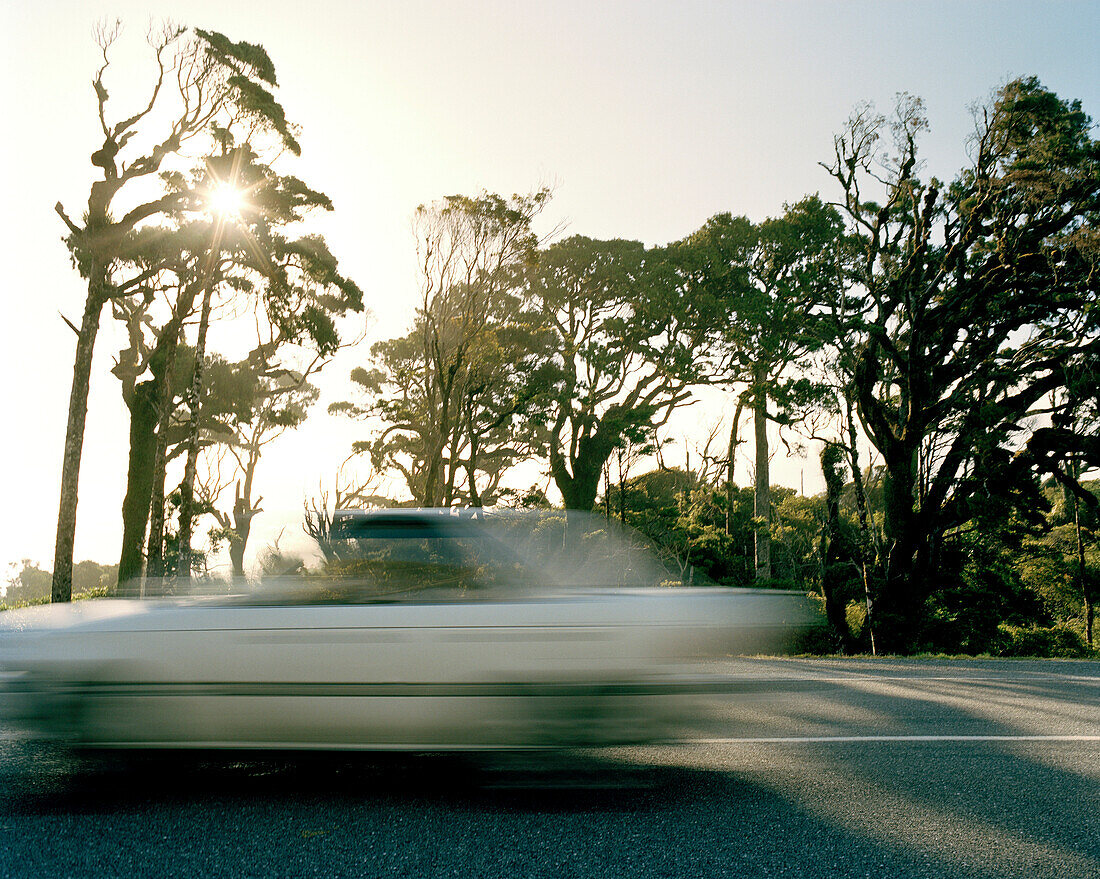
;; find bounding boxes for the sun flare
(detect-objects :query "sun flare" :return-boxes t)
[208,183,245,218]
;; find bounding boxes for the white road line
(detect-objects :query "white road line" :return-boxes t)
[709,675,1100,684]
[684,734,1100,744]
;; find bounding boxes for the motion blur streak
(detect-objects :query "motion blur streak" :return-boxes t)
[0,510,821,751]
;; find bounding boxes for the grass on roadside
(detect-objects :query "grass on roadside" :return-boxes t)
[0,584,112,613]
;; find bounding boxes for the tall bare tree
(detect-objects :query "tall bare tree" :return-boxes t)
[197,363,321,579]
[333,190,550,507]
[52,24,304,601]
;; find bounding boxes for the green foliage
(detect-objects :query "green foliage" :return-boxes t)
[845,601,869,640]
[4,560,117,607]
[771,491,825,587]
[523,235,712,510]
[1013,480,1099,645]
[196,148,363,356]
[195,29,301,155]
[994,623,1091,659]
[195,29,278,84]
[920,531,1045,655]
[685,195,843,409]
[3,561,53,605]
[333,190,550,507]
[821,78,1100,651]
[602,468,833,590]
[1018,523,1096,619]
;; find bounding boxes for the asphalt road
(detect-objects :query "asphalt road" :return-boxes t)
[2,657,1098,878]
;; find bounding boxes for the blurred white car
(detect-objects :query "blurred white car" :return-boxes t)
[0,510,819,750]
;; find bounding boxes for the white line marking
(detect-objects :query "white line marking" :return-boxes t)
[715,675,1100,683]
[685,734,1100,744]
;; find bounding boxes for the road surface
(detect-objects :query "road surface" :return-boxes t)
[2,657,1098,878]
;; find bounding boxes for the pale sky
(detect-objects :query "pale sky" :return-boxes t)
[2,0,1098,575]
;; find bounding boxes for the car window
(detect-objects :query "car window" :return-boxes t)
[239,510,686,605]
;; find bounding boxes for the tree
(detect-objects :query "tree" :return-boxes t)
[821,79,1100,651]
[174,140,363,584]
[818,442,860,651]
[4,560,117,607]
[52,24,304,602]
[521,236,712,512]
[332,190,549,507]
[4,562,53,606]
[680,196,843,580]
[199,364,321,579]
[111,225,213,592]
[107,138,362,593]
[1017,480,1099,648]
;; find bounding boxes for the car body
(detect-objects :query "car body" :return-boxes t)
[0,510,820,751]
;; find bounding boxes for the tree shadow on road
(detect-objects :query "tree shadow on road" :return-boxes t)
[676,667,1100,877]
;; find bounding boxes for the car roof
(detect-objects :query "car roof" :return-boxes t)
[330,508,489,539]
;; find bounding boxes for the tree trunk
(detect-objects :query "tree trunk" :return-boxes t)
[752,370,771,581]
[1074,494,1093,647]
[725,399,744,536]
[466,468,482,507]
[552,443,608,512]
[875,541,929,654]
[819,445,851,653]
[227,497,259,580]
[845,392,877,654]
[557,471,602,511]
[227,454,264,580]
[603,459,611,520]
[176,279,216,585]
[116,379,160,595]
[145,339,181,588]
[145,469,168,585]
[422,391,451,507]
[52,285,106,603]
[422,456,441,507]
[876,445,925,653]
[617,446,626,524]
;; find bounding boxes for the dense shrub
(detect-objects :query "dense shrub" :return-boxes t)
[994,623,1091,658]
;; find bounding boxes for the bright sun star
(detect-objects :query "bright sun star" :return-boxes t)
[208,183,245,218]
